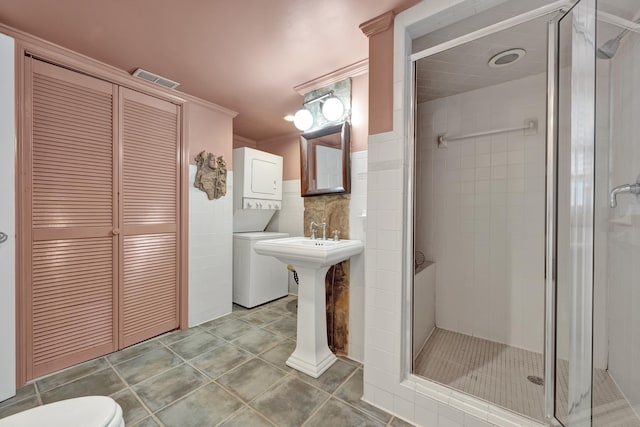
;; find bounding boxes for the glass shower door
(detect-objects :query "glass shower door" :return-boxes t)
[592,2,640,425]
[552,0,597,425]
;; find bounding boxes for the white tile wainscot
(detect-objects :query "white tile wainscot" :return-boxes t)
[349,150,368,363]
[188,166,233,326]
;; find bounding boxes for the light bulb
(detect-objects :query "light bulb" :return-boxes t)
[321,97,344,121]
[293,108,313,131]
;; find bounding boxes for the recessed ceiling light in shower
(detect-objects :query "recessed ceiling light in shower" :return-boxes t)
[488,48,526,68]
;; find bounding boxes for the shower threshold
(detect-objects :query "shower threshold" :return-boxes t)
[414,328,640,425]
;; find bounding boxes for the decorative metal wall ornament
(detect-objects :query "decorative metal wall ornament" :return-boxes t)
[194,151,227,200]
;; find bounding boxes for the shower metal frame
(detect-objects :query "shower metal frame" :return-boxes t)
[407,0,600,425]
[545,13,561,425]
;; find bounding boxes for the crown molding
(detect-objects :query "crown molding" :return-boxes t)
[359,11,395,37]
[180,93,238,118]
[293,59,368,96]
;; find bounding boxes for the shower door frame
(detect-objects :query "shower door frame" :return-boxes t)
[406,0,597,425]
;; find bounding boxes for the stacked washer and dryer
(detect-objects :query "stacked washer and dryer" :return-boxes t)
[232,147,289,308]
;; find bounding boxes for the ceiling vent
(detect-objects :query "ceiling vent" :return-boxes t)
[132,68,180,90]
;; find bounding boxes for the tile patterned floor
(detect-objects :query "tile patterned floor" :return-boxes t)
[0,295,411,427]
[415,328,640,426]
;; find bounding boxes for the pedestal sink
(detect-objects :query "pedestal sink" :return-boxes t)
[254,237,364,377]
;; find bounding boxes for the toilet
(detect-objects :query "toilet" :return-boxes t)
[0,396,124,427]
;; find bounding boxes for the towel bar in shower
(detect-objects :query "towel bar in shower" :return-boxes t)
[436,119,538,148]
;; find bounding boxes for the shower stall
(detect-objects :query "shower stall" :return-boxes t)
[409,0,640,425]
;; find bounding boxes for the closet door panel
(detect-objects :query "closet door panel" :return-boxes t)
[122,233,177,345]
[32,238,114,375]
[120,87,179,347]
[28,59,117,378]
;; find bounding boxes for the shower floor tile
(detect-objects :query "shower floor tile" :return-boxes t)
[414,328,640,426]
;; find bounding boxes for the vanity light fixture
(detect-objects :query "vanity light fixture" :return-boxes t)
[292,90,345,131]
[293,108,314,131]
[321,96,344,121]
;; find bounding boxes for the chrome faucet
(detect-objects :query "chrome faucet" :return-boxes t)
[310,220,327,240]
[610,179,640,208]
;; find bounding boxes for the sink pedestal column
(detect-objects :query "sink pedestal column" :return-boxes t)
[286,265,336,378]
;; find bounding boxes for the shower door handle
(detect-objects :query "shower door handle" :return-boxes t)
[0,232,7,244]
[609,177,640,208]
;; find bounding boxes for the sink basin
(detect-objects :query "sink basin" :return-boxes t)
[253,236,364,378]
[254,237,364,268]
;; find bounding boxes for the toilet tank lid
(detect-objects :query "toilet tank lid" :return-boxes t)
[0,396,121,427]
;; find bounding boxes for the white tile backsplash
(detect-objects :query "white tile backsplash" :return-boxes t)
[265,179,305,295]
[266,179,304,239]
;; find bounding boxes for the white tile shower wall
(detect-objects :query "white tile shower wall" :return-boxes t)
[266,179,304,294]
[349,151,368,362]
[188,166,233,326]
[607,32,640,410]
[363,1,547,426]
[416,72,546,353]
[413,263,436,359]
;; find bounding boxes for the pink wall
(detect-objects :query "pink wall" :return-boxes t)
[187,102,234,169]
[257,134,301,180]
[351,73,369,152]
[367,27,394,135]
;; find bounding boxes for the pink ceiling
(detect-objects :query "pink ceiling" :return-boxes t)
[0,0,417,141]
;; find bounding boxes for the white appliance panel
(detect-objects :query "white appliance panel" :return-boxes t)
[233,232,289,307]
[238,148,282,201]
[232,147,284,232]
[251,158,279,196]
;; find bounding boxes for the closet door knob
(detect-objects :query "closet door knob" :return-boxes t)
[112,229,120,235]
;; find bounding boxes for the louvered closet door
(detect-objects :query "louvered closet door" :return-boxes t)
[27,59,118,378]
[119,87,180,347]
